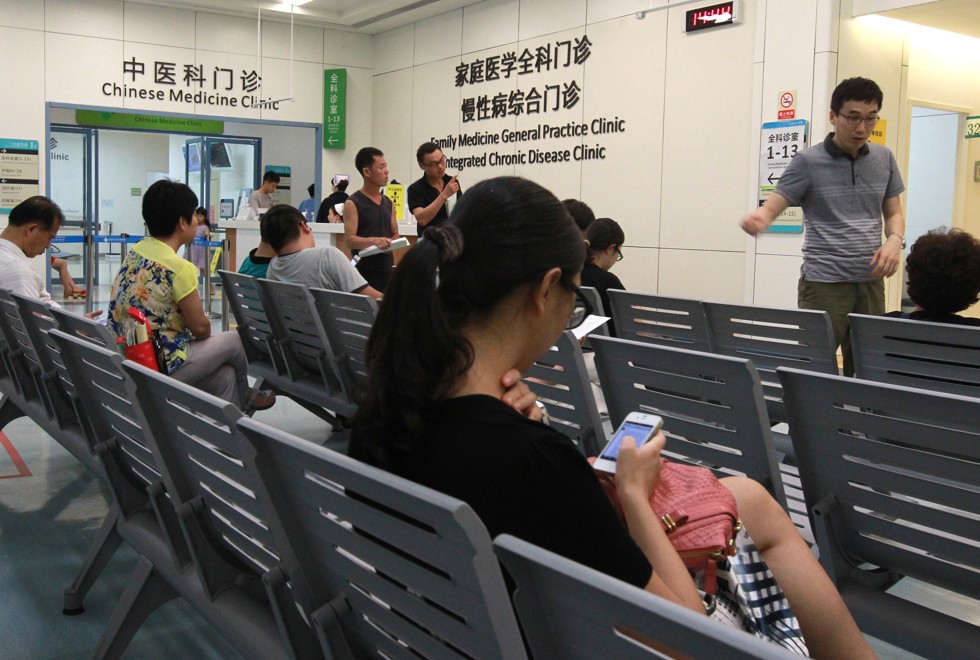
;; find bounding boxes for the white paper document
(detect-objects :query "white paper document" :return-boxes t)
[571,315,610,341]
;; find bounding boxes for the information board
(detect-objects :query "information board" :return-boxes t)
[758,119,807,234]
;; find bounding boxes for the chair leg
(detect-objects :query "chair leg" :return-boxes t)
[62,506,124,615]
[93,555,177,660]
[0,394,25,430]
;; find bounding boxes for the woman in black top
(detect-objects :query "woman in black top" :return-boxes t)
[582,217,627,336]
[348,177,873,658]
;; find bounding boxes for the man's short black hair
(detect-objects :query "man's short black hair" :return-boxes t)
[355,147,384,176]
[142,180,198,238]
[260,204,305,252]
[562,199,596,233]
[263,171,281,184]
[831,77,883,114]
[8,196,65,230]
[307,184,315,198]
[416,142,440,163]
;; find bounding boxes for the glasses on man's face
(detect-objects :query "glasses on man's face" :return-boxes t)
[615,247,624,262]
[424,156,447,169]
[566,284,595,330]
[839,113,879,127]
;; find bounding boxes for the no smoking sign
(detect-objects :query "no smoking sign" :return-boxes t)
[778,89,796,120]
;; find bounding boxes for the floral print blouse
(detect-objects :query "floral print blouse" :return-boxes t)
[108,237,199,375]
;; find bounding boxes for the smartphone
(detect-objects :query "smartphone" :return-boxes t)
[591,412,664,473]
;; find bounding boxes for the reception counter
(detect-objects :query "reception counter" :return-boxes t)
[217,219,420,271]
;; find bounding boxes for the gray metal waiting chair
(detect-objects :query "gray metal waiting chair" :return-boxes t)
[850,312,980,398]
[524,329,605,456]
[237,416,528,659]
[308,288,378,402]
[591,335,787,509]
[607,289,712,351]
[494,534,795,659]
[257,278,354,426]
[122,361,320,658]
[702,302,837,427]
[218,269,281,387]
[778,367,980,658]
[53,329,295,659]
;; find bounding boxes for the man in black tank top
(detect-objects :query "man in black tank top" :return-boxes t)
[343,147,401,292]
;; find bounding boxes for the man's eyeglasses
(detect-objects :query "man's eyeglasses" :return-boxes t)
[839,113,879,126]
[615,247,624,262]
[423,156,447,169]
[567,284,594,330]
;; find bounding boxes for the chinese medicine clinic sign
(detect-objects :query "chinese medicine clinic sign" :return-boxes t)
[100,57,282,110]
[759,119,807,233]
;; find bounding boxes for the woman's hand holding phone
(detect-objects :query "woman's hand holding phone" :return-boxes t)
[615,431,666,502]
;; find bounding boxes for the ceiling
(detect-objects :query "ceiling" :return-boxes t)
[129,0,980,38]
[125,0,484,34]
[871,0,980,40]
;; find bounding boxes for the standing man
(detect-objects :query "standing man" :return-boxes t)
[739,77,905,376]
[344,147,400,292]
[0,196,101,317]
[408,142,461,234]
[248,171,280,210]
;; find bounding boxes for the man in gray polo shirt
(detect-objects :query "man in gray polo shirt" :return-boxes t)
[261,204,382,301]
[740,77,905,376]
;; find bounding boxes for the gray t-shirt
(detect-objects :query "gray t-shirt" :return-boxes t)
[776,133,905,283]
[248,190,274,210]
[266,246,368,294]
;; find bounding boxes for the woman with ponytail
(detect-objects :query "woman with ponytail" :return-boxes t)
[349,177,873,658]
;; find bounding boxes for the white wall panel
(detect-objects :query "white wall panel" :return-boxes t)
[372,69,414,185]
[0,0,43,30]
[261,20,324,63]
[45,0,122,40]
[518,0,586,41]
[410,59,462,181]
[462,0,518,55]
[761,1,817,124]
[124,3,194,49]
[324,29,373,69]
[414,10,463,66]
[256,58,323,123]
[660,3,757,253]
[0,27,44,140]
[616,246,660,294]
[752,254,802,308]
[587,0,669,25]
[659,249,745,302]
[195,12,258,57]
[374,25,415,75]
[45,33,123,107]
[580,12,668,248]
[193,50,263,119]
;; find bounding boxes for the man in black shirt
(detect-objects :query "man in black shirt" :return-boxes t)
[408,142,461,234]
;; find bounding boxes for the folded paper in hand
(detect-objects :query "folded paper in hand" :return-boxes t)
[357,236,410,258]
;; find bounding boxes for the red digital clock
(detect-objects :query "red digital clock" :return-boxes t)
[686,1,741,33]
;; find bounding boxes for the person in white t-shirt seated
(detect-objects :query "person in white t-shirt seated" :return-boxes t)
[262,204,382,301]
[0,196,102,318]
[248,171,280,211]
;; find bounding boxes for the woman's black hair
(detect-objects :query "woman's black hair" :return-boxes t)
[142,179,198,238]
[354,176,584,466]
[906,227,980,314]
[584,217,625,264]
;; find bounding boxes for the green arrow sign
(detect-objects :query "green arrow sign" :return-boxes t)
[323,69,347,150]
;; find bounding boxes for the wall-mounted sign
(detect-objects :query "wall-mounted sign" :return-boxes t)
[0,139,40,213]
[686,1,741,33]
[324,69,347,150]
[76,110,224,135]
[966,115,980,139]
[868,118,887,145]
[383,184,405,222]
[778,90,796,120]
[759,119,807,233]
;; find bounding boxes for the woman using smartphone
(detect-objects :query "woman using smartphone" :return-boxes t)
[349,177,873,659]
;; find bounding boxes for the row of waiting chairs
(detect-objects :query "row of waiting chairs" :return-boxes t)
[0,287,801,658]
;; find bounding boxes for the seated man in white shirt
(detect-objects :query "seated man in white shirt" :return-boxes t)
[248,171,280,211]
[0,196,101,317]
[262,204,382,301]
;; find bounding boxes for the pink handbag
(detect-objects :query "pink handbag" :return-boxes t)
[589,458,740,593]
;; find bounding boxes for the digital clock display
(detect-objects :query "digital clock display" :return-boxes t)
[686,1,741,33]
